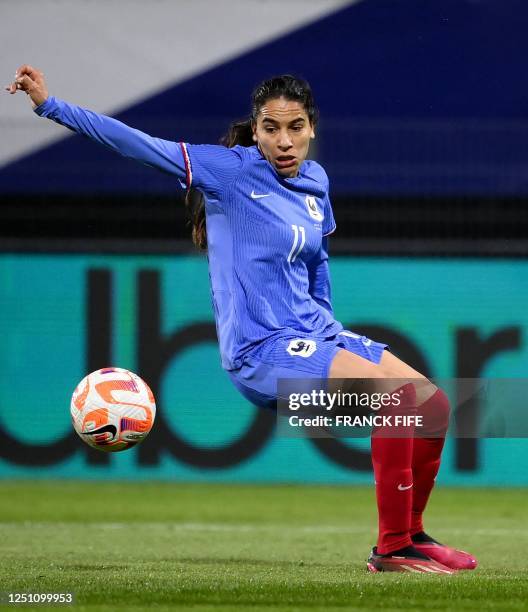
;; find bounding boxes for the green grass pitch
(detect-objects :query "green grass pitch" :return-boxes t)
[1,482,527,611]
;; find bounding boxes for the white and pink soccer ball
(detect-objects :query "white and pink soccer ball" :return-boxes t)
[70,367,156,452]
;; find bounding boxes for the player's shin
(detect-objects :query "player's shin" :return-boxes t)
[410,388,450,535]
[371,383,416,555]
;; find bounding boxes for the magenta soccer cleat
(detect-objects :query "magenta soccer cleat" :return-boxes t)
[413,541,477,570]
[367,546,455,574]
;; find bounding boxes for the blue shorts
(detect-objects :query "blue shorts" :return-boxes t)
[228,331,387,410]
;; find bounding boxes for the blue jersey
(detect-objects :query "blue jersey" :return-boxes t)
[35,97,343,369]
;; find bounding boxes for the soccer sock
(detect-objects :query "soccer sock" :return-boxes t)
[410,388,450,536]
[371,383,416,555]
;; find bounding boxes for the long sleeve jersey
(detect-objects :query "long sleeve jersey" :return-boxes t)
[35,96,342,369]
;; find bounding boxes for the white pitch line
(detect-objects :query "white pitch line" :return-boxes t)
[0,521,368,534]
[0,522,526,537]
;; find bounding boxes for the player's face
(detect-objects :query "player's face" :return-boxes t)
[252,97,315,178]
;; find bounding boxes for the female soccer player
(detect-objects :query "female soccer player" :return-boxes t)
[7,65,476,573]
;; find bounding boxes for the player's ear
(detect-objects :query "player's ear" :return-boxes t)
[251,121,258,142]
[310,124,316,139]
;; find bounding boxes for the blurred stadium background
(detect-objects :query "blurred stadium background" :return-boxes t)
[1,0,528,488]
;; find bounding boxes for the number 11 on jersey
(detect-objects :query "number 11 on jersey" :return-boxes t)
[288,225,306,263]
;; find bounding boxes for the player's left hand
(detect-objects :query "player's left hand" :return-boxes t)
[5,64,49,109]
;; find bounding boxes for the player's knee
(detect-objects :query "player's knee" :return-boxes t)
[417,387,450,436]
[431,387,451,419]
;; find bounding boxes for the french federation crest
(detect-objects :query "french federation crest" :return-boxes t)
[287,338,317,357]
[305,196,323,222]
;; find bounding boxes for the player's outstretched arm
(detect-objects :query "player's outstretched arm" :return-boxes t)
[6,64,185,178]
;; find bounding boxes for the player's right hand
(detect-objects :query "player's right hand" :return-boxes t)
[5,64,49,109]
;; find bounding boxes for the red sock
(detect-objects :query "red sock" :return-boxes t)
[410,388,450,535]
[371,383,416,554]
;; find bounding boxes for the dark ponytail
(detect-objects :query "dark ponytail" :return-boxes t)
[220,118,255,148]
[185,75,317,250]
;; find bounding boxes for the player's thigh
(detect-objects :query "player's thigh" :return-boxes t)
[329,348,436,404]
[378,350,437,404]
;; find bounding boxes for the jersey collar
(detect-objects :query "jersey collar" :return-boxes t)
[251,145,326,198]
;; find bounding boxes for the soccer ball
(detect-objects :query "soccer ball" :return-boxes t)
[70,367,156,452]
